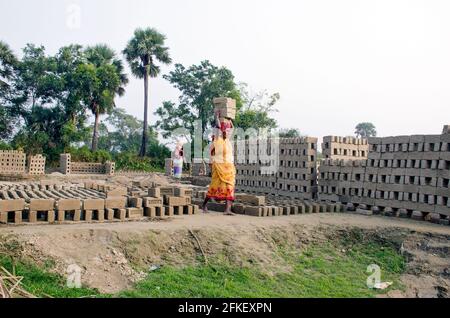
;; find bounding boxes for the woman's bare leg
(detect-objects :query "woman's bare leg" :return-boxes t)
[202,197,210,213]
[224,200,235,215]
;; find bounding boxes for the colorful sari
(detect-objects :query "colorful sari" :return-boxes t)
[206,136,236,201]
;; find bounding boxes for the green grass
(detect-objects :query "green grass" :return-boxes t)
[0,233,406,298]
[118,240,406,298]
[0,256,100,298]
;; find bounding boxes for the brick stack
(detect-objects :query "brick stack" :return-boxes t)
[235,137,317,200]
[322,136,369,160]
[318,125,450,223]
[0,150,26,175]
[28,155,46,175]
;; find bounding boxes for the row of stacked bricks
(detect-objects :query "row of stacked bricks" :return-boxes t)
[0,150,46,175]
[234,137,318,200]
[59,153,115,175]
[235,138,277,195]
[318,125,450,225]
[364,125,450,223]
[322,136,369,160]
[0,181,201,225]
[144,186,198,217]
[191,190,344,217]
[128,180,199,217]
[0,182,111,224]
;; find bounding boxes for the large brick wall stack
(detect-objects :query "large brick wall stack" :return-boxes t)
[235,138,278,195]
[318,125,450,220]
[318,159,367,204]
[235,137,318,200]
[322,136,368,160]
[277,137,318,199]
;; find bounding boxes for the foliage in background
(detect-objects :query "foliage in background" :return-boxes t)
[355,122,377,138]
[234,83,279,131]
[0,41,19,140]
[114,152,164,172]
[155,60,280,146]
[1,37,281,170]
[96,107,170,168]
[0,40,169,168]
[79,44,128,151]
[278,128,302,138]
[155,60,243,139]
[66,146,112,163]
[3,44,91,162]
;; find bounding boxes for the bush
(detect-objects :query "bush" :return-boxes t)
[67,146,112,163]
[114,152,163,172]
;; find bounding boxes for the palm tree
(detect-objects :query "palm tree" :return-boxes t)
[123,27,171,157]
[84,44,128,151]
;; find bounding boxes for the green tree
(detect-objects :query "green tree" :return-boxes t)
[278,128,301,138]
[10,44,89,160]
[155,60,242,139]
[0,41,19,140]
[81,44,128,151]
[123,27,172,157]
[355,122,377,138]
[0,41,17,90]
[98,107,145,154]
[96,107,170,168]
[234,84,279,131]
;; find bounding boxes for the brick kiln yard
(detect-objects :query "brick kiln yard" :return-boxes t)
[0,125,450,297]
[0,172,449,298]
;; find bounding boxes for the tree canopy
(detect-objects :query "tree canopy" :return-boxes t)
[155,60,278,141]
[355,122,377,138]
[0,41,168,166]
[0,36,283,169]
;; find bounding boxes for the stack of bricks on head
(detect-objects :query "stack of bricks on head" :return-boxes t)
[213,97,236,127]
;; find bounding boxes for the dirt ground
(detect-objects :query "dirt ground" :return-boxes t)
[1,212,449,297]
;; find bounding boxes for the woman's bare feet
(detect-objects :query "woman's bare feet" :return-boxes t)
[224,211,235,216]
[202,205,209,213]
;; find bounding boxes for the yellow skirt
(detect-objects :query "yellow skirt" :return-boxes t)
[206,163,236,201]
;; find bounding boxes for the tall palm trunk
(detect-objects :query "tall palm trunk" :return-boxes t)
[91,108,100,151]
[139,68,149,157]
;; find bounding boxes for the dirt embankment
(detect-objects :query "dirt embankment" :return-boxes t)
[0,213,449,297]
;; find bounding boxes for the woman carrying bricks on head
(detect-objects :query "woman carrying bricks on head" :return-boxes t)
[202,110,236,215]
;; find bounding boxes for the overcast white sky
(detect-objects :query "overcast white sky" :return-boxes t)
[1,0,449,142]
